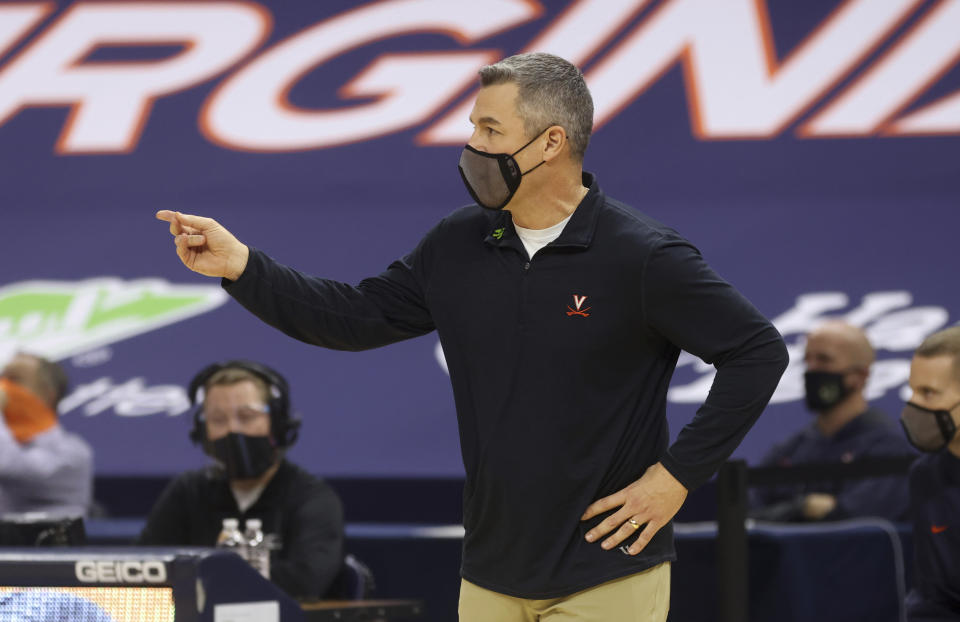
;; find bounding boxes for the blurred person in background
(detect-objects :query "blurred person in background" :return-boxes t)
[138,360,344,600]
[751,320,914,521]
[901,326,960,621]
[0,352,92,518]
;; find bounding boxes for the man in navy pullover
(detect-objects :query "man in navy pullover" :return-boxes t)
[752,321,913,522]
[902,327,960,621]
[158,53,788,621]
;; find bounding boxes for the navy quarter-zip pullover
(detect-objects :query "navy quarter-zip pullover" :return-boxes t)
[906,449,960,620]
[224,173,789,598]
[751,408,914,521]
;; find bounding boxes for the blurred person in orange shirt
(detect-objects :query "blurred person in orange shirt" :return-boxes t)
[0,353,92,517]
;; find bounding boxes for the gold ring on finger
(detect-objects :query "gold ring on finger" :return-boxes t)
[628,518,640,530]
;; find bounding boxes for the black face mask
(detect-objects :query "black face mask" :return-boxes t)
[804,370,854,413]
[457,129,548,210]
[205,432,278,480]
[900,401,959,453]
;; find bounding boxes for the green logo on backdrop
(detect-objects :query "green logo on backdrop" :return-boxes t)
[0,278,228,361]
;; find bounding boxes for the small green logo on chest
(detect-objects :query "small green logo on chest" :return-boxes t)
[492,228,505,240]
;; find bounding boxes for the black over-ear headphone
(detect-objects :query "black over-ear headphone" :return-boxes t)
[188,360,301,447]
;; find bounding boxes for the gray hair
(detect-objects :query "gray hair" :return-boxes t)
[479,53,593,161]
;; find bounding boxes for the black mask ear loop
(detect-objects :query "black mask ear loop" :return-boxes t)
[511,127,552,176]
[520,160,546,177]
[936,399,960,441]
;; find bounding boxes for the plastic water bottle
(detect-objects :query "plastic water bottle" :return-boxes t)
[243,518,270,580]
[216,518,245,557]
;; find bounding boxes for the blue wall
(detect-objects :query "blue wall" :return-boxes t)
[0,0,957,478]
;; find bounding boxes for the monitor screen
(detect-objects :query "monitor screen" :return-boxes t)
[0,586,175,621]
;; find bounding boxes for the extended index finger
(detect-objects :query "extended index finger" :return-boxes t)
[581,490,626,521]
[157,210,213,236]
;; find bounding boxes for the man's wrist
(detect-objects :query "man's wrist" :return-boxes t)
[656,454,693,492]
[226,245,250,281]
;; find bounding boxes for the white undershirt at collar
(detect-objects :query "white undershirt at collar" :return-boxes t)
[513,213,573,259]
[230,481,268,513]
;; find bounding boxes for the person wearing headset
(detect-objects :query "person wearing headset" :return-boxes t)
[138,360,344,599]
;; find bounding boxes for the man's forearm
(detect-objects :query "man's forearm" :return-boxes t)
[224,248,432,352]
[662,327,789,490]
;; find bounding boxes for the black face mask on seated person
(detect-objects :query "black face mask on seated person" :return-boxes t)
[205,432,278,480]
[457,128,549,210]
[900,401,959,453]
[803,370,855,413]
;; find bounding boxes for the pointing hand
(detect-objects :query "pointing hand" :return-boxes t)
[156,210,249,281]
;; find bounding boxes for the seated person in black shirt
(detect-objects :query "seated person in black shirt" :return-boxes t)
[752,321,913,521]
[139,360,344,599]
[901,327,960,620]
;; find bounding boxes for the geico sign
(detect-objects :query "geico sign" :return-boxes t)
[75,560,168,583]
[0,0,957,155]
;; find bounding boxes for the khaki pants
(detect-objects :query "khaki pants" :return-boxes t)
[458,562,670,622]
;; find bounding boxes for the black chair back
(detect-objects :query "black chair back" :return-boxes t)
[327,553,375,600]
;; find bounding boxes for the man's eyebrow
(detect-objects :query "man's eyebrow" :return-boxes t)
[470,116,502,126]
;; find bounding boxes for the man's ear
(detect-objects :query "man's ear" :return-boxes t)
[542,125,567,162]
[850,367,870,392]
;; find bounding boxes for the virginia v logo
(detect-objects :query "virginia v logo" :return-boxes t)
[566,295,591,318]
[0,278,228,361]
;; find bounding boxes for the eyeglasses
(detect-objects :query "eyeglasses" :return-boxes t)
[203,405,269,430]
